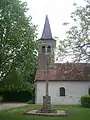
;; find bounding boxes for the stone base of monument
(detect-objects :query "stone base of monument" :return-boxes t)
[25,110,67,116]
[40,95,53,113]
[25,95,67,116]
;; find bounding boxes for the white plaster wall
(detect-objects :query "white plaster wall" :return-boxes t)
[36,81,90,105]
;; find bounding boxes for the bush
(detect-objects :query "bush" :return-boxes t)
[0,96,3,102]
[81,95,90,108]
[88,88,90,95]
[0,91,35,103]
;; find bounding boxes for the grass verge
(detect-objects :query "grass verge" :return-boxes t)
[0,104,90,120]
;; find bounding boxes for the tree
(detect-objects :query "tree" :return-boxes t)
[0,0,38,84]
[0,66,32,92]
[58,0,90,62]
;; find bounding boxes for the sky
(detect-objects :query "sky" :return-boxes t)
[22,0,85,41]
[21,0,86,62]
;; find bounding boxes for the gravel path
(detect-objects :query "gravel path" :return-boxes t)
[0,103,27,110]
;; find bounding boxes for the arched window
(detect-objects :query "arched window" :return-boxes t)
[60,87,65,96]
[47,46,51,53]
[42,46,45,53]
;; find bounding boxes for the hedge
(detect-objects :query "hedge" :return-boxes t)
[0,91,35,103]
[81,95,90,108]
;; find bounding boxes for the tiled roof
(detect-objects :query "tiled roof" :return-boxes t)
[35,63,90,81]
[35,70,56,80]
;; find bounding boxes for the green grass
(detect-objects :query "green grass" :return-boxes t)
[0,104,90,120]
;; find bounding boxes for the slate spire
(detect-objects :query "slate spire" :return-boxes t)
[41,15,54,40]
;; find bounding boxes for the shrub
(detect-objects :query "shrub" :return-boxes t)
[0,91,35,103]
[88,88,90,95]
[0,96,3,102]
[81,95,90,108]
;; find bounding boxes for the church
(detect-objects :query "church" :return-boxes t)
[35,15,90,105]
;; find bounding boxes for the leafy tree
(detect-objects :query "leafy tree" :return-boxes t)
[0,0,38,83]
[58,0,90,62]
[0,67,32,92]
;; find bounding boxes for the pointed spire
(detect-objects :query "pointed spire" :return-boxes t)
[41,15,54,40]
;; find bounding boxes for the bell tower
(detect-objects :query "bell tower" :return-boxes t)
[38,15,56,68]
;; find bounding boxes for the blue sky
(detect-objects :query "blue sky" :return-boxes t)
[22,0,85,40]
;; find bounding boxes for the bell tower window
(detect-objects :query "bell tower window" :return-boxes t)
[47,46,51,53]
[42,46,45,53]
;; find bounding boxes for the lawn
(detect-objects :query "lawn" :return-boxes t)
[0,104,90,120]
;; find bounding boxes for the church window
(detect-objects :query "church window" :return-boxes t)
[42,46,45,53]
[47,46,51,53]
[60,87,65,96]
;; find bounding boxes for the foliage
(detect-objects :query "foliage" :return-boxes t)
[0,65,33,92]
[58,0,90,62]
[89,88,90,95]
[0,0,38,83]
[0,91,33,102]
[81,95,90,108]
[0,96,3,102]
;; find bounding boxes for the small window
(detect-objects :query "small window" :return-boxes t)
[42,46,45,53]
[60,87,65,96]
[47,46,51,53]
